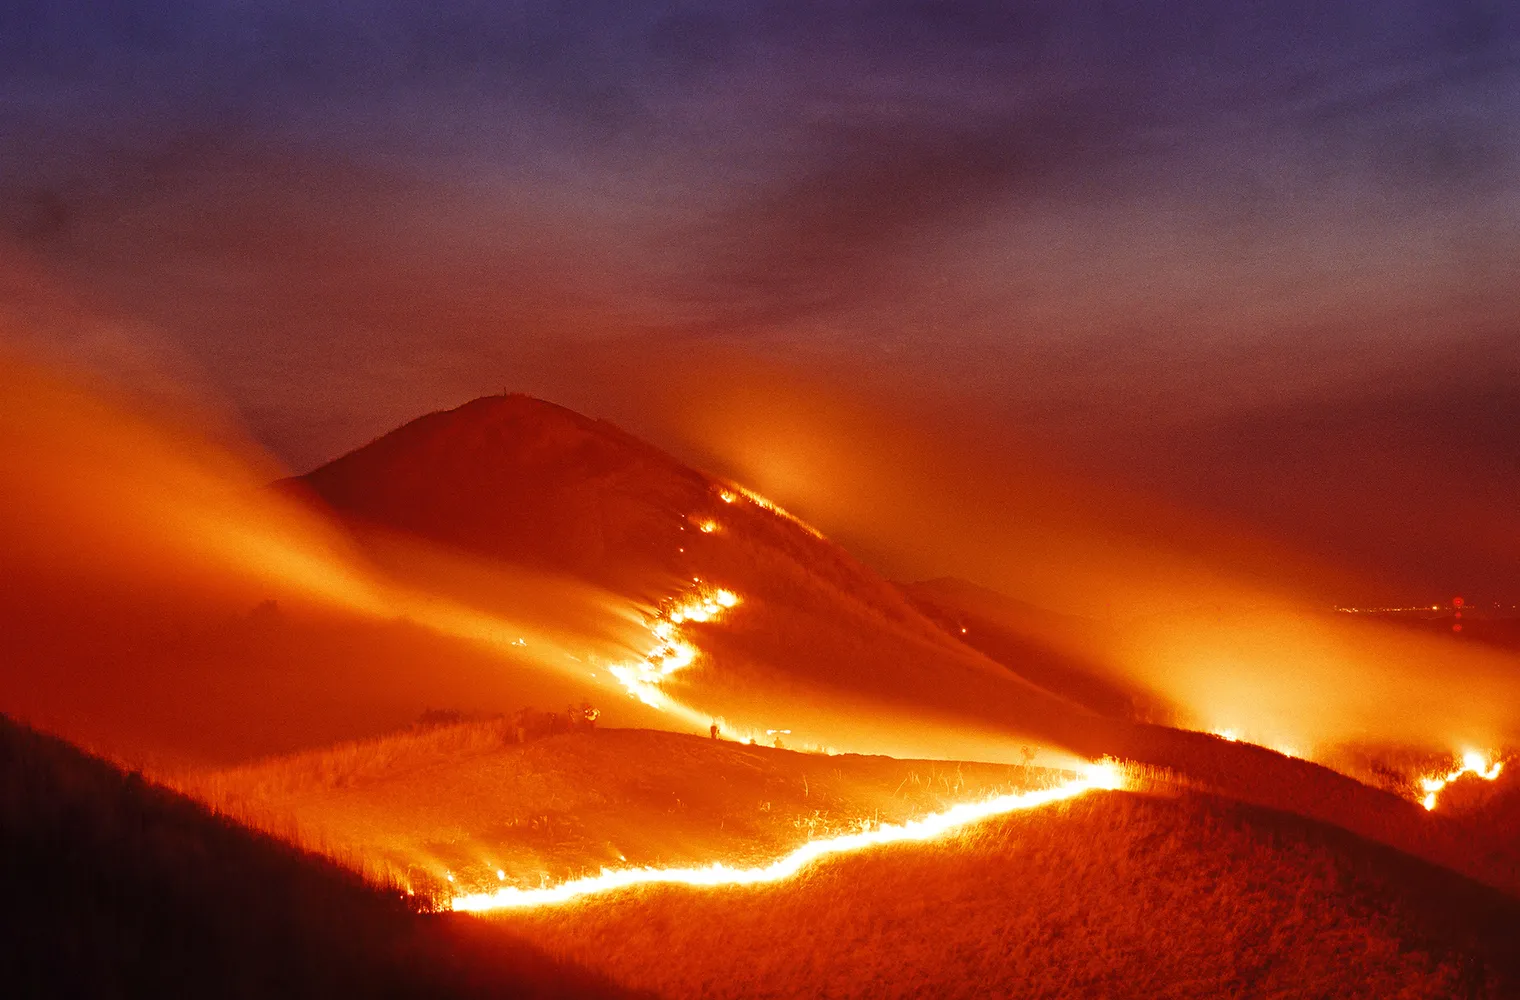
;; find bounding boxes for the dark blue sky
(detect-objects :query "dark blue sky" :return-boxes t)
[2,1,1517,600]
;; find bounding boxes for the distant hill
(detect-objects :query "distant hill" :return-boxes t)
[290,394,1109,765]
[0,713,642,999]
[901,576,1175,723]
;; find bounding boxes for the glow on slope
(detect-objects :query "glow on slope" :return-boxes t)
[451,762,1124,912]
[607,585,740,712]
[1419,751,1504,811]
[725,483,826,540]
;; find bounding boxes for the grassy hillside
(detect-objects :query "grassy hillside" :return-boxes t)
[182,723,1052,895]
[493,790,1520,999]
[0,714,643,999]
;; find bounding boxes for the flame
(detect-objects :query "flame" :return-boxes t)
[606,583,741,711]
[725,484,826,539]
[1418,751,1504,811]
[451,762,1125,912]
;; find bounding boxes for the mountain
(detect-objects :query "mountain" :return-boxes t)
[0,713,641,999]
[290,394,1111,765]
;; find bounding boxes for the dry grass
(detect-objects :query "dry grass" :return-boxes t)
[493,791,1520,1000]
[176,724,1055,896]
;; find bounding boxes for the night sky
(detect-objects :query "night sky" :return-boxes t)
[3,1,1517,605]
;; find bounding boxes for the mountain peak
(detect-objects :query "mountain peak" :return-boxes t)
[296,395,714,594]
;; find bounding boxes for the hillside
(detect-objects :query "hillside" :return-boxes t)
[0,713,641,999]
[183,723,1051,895]
[492,790,1520,999]
[284,396,1519,892]
[291,394,1109,765]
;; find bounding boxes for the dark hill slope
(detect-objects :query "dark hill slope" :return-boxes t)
[0,714,641,999]
[295,395,711,600]
[297,394,929,632]
[499,790,1520,1000]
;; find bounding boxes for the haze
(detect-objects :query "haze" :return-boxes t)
[3,1,1517,610]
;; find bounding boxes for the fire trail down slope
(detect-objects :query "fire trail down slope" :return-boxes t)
[493,790,1520,1000]
[0,713,641,1000]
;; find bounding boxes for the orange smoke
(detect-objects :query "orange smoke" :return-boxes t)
[0,352,676,762]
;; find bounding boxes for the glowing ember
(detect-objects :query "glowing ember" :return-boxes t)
[698,519,718,533]
[1418,751,1504,811]
[451,763,1125,911]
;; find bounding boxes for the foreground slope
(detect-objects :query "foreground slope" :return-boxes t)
[0,714,640,999]
[186,723,1049,894]
[495,791,1520,1000]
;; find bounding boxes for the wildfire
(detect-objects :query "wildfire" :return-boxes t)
[723,484,826,540]
[606,584,742,709]
[1418,751,1504,811]
[451,762,1125,912]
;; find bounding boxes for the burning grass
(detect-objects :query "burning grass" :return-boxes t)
[490,791,1520,999]
[177,723,1062,898]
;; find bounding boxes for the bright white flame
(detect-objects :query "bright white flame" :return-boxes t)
[1419,751,1504,811]
[451,763,1124,912]
[605,584,742,714]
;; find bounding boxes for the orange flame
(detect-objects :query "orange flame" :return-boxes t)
[606,584,741,711]
[451,762,1124,911]
[1419,751,1504,811]
[724,484,825,539]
